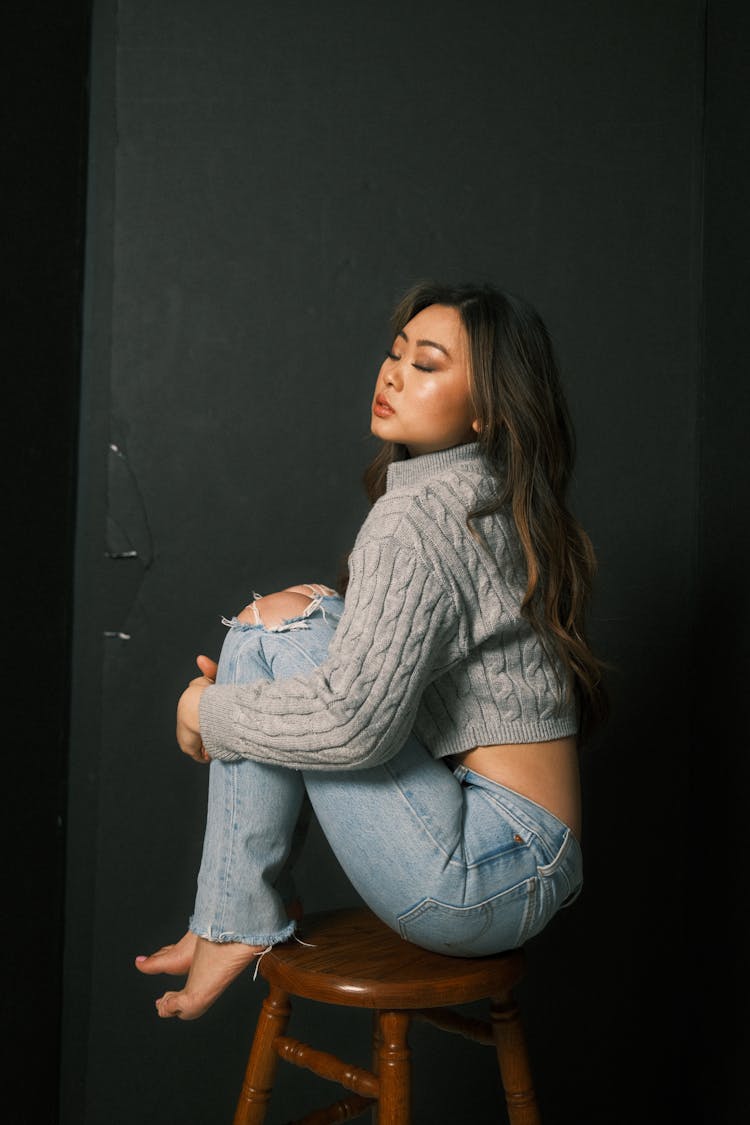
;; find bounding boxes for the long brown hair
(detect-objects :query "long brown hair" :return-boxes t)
[357,280,607,741]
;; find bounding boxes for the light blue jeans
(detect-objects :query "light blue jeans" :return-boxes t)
[189,593,583,957]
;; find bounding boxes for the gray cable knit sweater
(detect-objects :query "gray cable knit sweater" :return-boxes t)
[199,443,578,770]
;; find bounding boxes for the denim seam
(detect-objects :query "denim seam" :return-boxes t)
[382,760,467,866]
[397,878,536,948]
[214,762,240,934]
[462,777,565,861]
[400,879,535,922]
[458,766,574,848]
[383,761,535,874]
[271,631,334,669]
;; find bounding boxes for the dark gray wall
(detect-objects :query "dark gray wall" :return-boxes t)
[3,0,730,1122]
[4,4,90,1124]
[694,2,750,1114]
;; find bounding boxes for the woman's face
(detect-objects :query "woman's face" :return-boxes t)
[371,304,479,457]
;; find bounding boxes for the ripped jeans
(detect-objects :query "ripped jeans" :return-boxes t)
[189,592,583,957]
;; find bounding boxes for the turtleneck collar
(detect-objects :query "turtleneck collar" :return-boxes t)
[386,442,482,491]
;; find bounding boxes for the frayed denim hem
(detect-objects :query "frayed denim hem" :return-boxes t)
[188,916,296,947]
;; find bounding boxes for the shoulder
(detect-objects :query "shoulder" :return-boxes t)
[355,459,515,574]
[356,462,477,539]
[396,458,509,537]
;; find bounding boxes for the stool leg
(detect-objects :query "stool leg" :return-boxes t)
[233,985,291,1125]
[371,1012,382,1124]
[490,993,540,1125]
[375,1011,410,1125]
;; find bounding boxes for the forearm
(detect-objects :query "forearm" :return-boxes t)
[199,675,417,770]
[198,539,458,769]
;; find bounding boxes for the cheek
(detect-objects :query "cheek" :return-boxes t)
[415,380,472,422]
[413,379,447,413]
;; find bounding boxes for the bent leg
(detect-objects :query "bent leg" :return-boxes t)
[303,737,466,940]
[137,586,343,1018]
[191,587,343,945]
[304,737,582,958]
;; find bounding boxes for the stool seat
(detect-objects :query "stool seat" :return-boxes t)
[234,907,540,1125]
[258,907,527,1010]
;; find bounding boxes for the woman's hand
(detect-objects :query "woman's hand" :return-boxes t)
[176,655,217,763]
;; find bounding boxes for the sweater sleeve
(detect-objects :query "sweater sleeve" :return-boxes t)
[198,536,461,770]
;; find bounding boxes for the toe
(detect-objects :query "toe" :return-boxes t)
[155,991,181,1019]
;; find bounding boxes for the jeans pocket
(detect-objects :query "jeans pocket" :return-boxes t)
[396,879,534,957]
[523,829,583,942]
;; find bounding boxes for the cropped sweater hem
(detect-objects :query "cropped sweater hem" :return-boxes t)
[427,717,579,761]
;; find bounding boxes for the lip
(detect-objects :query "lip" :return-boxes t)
[373,394,395,417]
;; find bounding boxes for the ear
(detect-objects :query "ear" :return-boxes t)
[471,418,482,433]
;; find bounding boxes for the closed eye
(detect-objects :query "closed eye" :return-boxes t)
[385,349,434,372]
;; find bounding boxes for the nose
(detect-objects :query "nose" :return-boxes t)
[384,361,403,390]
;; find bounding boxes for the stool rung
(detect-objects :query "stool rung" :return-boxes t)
[412,1007,494,1045]
[274,1036,379,1098]
[286,1092,375,1125]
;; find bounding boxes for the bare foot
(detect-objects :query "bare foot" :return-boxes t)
[154,936,264,1020]
[135,931,198,976]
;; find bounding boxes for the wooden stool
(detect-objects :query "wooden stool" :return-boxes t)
[233,907,540,1125]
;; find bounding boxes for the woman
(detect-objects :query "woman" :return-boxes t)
[136,281,606,1020]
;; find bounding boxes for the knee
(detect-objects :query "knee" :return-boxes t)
[235,589,314,629]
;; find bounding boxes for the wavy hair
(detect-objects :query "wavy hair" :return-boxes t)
[354,280,607,741]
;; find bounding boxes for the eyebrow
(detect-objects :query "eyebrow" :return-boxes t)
[398,328,451,358]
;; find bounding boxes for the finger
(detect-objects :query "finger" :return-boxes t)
[177,726,206,761]
[181,744,208,764]
[196,654,218,681]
